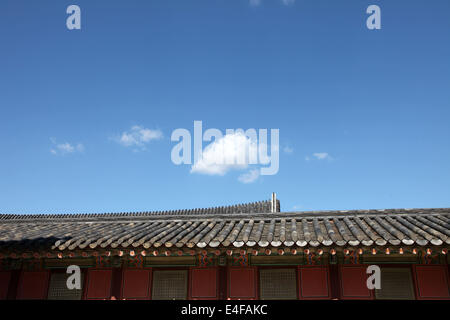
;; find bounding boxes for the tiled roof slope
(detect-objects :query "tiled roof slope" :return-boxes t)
[0,204,449,251]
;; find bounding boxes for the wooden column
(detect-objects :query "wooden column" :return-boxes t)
[111,267,123,300]
[0,271,11,300]
[6,270,20,300]
[329,264,340,299]
[218,266,227,300]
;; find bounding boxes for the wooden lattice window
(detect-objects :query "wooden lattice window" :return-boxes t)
[259,268,297,300]
[152,270,188,300]
[47,272,84,300]
[375,268,415,300]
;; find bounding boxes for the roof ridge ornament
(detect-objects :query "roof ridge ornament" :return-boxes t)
[271,192,277,213]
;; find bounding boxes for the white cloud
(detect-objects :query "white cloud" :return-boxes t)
[305,152,333,161]
[249,0,261,6]
[191,132,258,176]
[115,125,163,150]
[238,169,260,184]
[313,152,331,160]
[282,0,295,6]
[50,139,84,155]
[283,146,293,154]
[249,0,295,6]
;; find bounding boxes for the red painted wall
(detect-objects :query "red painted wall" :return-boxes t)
[121,269,152,300]
[84,269,113,300]
[227,267,257,299]
[298,266,331,299]
[4,263,450,300]
[0,271,11,300]
[189,267,219,300]
[339,265,373,300]
[16,271,49,300]
[413,265,450,300]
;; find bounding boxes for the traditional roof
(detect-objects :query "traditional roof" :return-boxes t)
[0,199,449,253]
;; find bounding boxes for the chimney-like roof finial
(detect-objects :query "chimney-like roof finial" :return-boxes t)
[271,192,277,213]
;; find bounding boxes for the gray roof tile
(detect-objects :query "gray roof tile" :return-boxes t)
[0,201,449,252]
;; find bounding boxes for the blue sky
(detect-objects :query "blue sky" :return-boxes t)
[0,0,449,214]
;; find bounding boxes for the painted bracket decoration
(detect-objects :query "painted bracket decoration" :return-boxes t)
[197,253,214,267]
